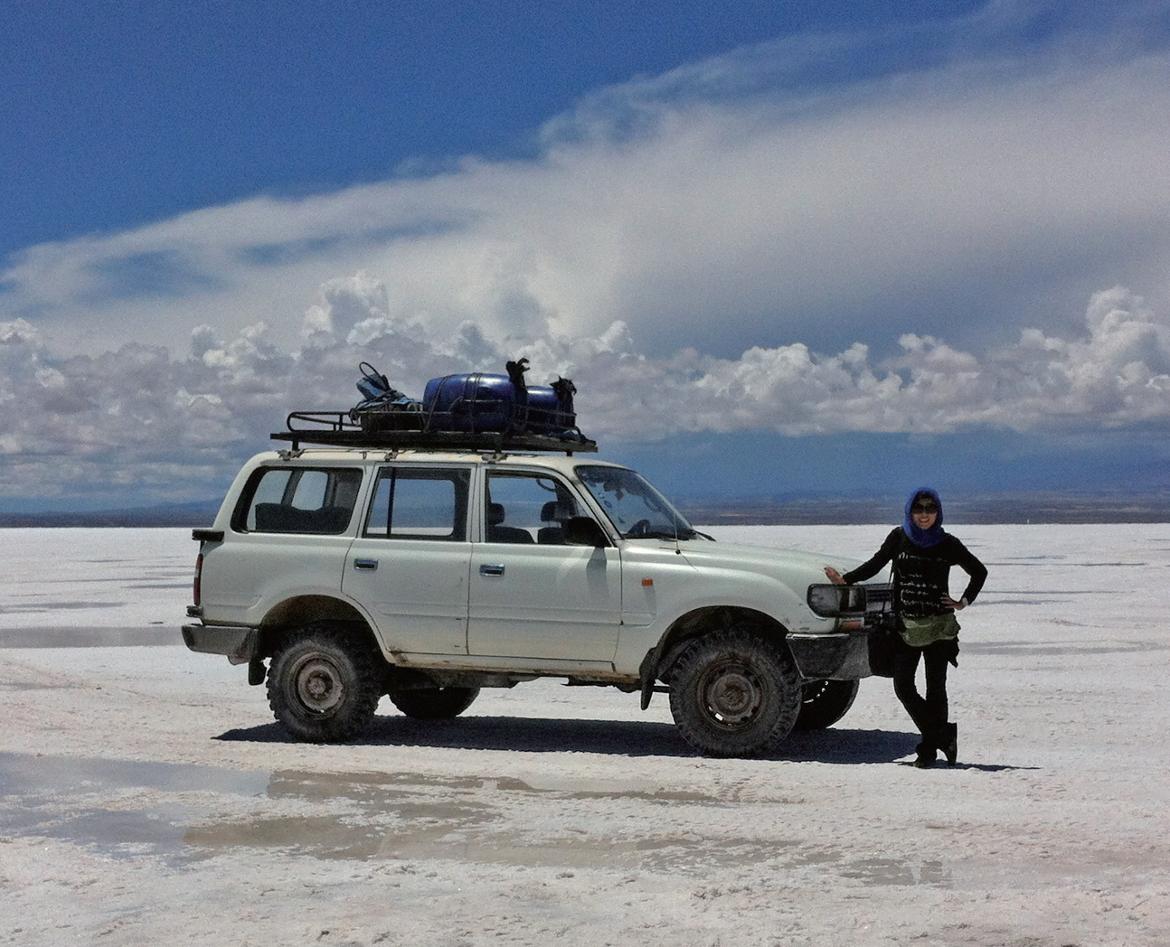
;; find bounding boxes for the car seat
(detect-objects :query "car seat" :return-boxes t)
[486,502,533,544]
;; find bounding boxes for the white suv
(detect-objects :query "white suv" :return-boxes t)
[183,440,875,757]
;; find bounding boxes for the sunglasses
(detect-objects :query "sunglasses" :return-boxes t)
[911,502,938,514]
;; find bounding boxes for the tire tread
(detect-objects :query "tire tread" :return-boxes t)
[266,621,382,742]
[667,625,801,757]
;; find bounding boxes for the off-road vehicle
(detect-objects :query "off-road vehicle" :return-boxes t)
[182,422,882,757]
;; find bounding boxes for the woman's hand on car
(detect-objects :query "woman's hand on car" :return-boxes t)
[824,566,845,585]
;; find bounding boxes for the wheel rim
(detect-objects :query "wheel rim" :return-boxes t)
[290,654,345,715]
[698,659,763,729]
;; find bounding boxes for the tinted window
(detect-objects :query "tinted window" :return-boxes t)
[364,468,470,541]
[237,467,363,534]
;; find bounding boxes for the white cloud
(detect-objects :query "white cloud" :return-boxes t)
[2,13,1170,502]
[2,22,1169,367]
[1,279,1168,502]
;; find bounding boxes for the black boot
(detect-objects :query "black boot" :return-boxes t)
[913,741,936,768]
[942,723,958,766]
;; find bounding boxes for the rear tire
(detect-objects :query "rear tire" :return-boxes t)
[266,622,382,743]
[387,685,480,720]
[793,679,859,731]
[668,627,801,757]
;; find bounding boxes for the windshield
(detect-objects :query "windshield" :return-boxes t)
[575,465,698,540]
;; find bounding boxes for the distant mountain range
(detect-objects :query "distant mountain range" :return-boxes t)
[2,491,1167,527]
[0,500,222,528]
[680,491,1170,525]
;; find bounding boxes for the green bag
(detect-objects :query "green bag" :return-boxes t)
[899,612,960,648]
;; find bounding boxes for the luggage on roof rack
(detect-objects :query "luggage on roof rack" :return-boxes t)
[349,357,580,438]
[282,358,594,452]
[416,359,577,437]
[272,411,597,454]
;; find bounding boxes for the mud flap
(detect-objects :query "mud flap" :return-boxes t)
[639,647,660,710]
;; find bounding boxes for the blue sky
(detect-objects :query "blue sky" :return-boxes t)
[3,1,1170,511]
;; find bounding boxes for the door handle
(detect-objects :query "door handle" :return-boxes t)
[479,563,505,577]
[353,558,379,571]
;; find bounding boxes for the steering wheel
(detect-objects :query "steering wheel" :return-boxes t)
[626,519,653,538]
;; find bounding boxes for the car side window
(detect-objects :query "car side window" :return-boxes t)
[236,467,363,534]
[485,472,582,545]
[364,467,470,541]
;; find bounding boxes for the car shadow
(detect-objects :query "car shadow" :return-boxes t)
[213,715,1019,766]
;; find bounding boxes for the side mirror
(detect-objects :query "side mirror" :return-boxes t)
[564,516,609,547]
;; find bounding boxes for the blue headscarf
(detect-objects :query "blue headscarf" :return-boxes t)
[902,486,946,548]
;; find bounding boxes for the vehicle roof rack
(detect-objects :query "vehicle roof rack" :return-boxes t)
[272,411,598,454]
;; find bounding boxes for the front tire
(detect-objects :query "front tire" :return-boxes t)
[793,679,859,731]
[267,622,382,743]
[387,685,480,720]
[668,627,801,757]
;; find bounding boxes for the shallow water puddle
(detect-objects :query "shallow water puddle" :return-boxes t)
[0,752,267,862]
[0,751,269,796]
[0,627,180,648]
[840,856,952,887]
[964,639,1161,656]
[0,754,739,870]
[0,753,902,880]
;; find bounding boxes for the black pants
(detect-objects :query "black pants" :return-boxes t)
[892,638,954,750]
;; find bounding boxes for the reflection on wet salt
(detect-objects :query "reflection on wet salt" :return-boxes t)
[264,768,722,804]
[0,752,267,864]
[0,681,76,692]
[11,805,196,861]
[0,627,180,648]
[186,810,789,873]
[192,770,820,873]
[841,856,952,888]
[0,752,824,876]
[0,751,268,797]
[0,601,127,613]
[965,640,1160,656]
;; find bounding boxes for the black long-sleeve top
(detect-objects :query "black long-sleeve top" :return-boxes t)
[842,527,988,619]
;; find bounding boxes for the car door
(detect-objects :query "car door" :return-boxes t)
[467,469,621,663]
[342,464,473,656]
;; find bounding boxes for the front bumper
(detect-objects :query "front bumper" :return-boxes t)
[786,630,871,680]
[181,623,258,665]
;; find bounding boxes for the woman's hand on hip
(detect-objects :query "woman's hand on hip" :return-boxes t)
[943,595,967,610]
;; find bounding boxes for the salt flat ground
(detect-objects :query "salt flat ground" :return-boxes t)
[1,525,1167,946]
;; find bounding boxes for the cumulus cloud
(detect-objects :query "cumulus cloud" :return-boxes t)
[3,10,1170,503]
[2,14,1169,367]
[1,278,1168,502]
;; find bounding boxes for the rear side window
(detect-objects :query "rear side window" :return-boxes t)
[235,467,363,534]
[364,468,470,541]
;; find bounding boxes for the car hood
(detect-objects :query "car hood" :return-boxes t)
[671,539,863,589]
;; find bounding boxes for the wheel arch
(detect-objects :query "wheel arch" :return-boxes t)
[640,605,790,698]
[257,595,380,658]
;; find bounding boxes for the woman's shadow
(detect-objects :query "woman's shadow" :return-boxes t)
[217,715,1034,769]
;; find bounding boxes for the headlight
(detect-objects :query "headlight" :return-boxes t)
[806,583,867,617]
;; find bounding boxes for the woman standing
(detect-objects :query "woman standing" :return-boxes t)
[825,488,987,768]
